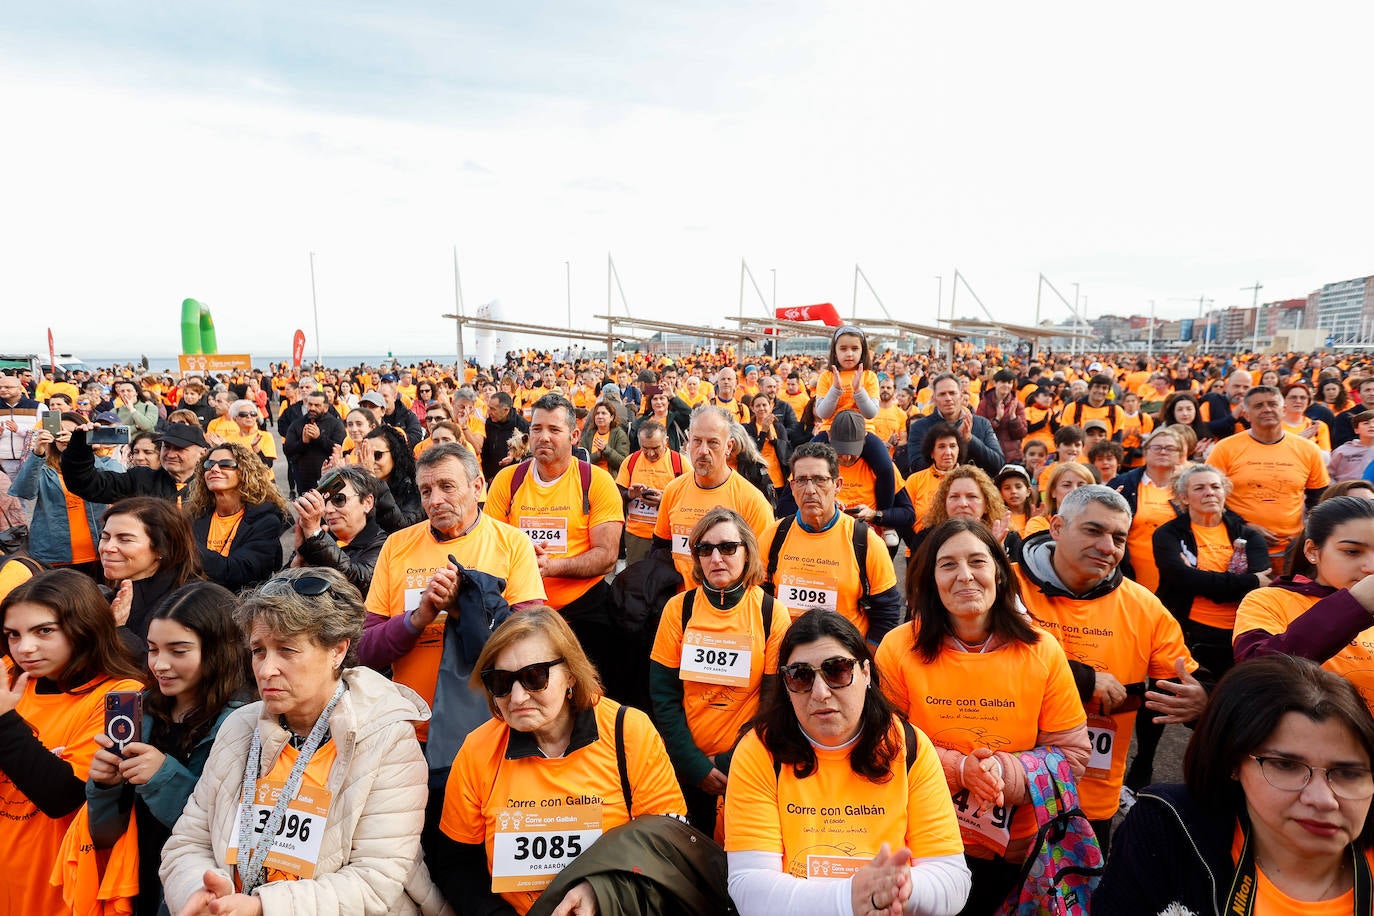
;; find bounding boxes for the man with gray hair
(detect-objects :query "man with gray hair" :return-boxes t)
[1015,484,1207,843]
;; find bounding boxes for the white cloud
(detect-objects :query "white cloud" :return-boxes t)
[2,1,1372,361]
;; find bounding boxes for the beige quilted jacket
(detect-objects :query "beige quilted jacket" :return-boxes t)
[161,666,450,915]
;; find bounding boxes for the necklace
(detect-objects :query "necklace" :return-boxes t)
[1257,850,1348,900]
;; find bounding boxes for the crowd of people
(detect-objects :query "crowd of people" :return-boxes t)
[4,332,1374,915]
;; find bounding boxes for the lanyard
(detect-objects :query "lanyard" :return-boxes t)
[235,680,345,895]
[1226,818,1371,916]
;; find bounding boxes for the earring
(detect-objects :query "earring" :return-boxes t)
[565,687,573,699]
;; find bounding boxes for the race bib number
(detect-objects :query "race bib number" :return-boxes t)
[490,801,602,893]
[805,855,867,880]
[628,498,658,522]
[519,516,568,554]
[679,630,752,687]
[1085,715,1117,780]
[671,525,693,556]
[951,788,1011,854]
[776,579,838,615]
[226,780,331,879]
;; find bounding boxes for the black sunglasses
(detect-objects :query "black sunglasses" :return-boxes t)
[373,450,389,461]
[262,574,333,597]
[780,656,859,693]
[203,458,239,470]
[692,540,743,558]
[480,658,566,698]
[324,493,350,508]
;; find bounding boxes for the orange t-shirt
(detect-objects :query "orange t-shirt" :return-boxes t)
[227,742,338,886]
[837,458,903,513]
[364,516,545,737]
[903,467,947,529]
[872,404,908,454]
[0,675,144,916]
[814,369,880,432]
[1125,477,1176,592]
[206,509,245,557]
[875,622,1084,854]
[440,699,686,915]
[1014,567,1196,819]
[1207,432,1329,542]
[724,719,964,874]
[649,587,789,756]
[1188,522,1243,629]
[654,472,775,584]
[1233,587,1374,710]
[484,461,624,610]
[614,449,685,540]
[59,476,97,564]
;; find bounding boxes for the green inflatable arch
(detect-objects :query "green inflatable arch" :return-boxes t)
[180,298,218,354]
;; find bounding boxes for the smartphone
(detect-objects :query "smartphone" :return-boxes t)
[104,691,144,756]
[41,413,62,435]
[317,468,346,499]
[89,425,131,446]
[843,505,864,515]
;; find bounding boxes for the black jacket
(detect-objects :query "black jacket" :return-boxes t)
[191,501,286,591]
[481,411,528,483]
[906,411,1005,478]
[283,410,346,492]
[383,402,424,447]
[61,428,187,504]
[1152,510,1271,626]
[292,518,388,594]
[1093,783,1235,916]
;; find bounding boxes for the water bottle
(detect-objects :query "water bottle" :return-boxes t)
[1227,538,1249,574]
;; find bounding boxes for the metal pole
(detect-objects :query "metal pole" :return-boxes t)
[770,269,776,311]
[739,258,746,325]
[1244,281,1263,354]
[1147,299,1156,359]
[1072,283,1080,357]
[564,260,572,356]
[452,247,465,369]
[852,264,860,319]
[934,275,944,358]
[309,251,321,366]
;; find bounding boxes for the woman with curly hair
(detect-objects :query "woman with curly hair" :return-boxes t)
[184,441,288,591]
[910,465,1021,559]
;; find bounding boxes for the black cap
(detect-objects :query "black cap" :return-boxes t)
[160,422,209,449]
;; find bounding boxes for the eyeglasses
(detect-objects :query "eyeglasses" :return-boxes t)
[1146,445,1180,454]
[203,458,239,470]
[480,658,567,698]
[325,493,350,508]
[692,540,743,558]
[1249,755,1374,800]
[780,656,859,693]
[790,475,834,490]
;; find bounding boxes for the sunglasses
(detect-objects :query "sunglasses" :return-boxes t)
[203,458,239,470]
[373,450,389,461]
[780,656,859,693]
[325,493,350,508]
[262,574,334,598]
[693,540,743,558]
[235,412,258,419]
[480,658,566,698]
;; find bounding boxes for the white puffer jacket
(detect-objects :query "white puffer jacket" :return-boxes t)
[161,666,449,915]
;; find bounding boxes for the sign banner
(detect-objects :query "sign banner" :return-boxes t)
[776,303,842,327]
[292,329,306,369]
[47,328,56,372]
[178,353,253,375]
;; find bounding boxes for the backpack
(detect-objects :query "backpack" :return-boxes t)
[680,587,775,642]
[763,515,871,612]
[609,548,684,637]
[995,747,1103,916]
[624,448,685,480]
[1064,400,1120,432]
[509,457,592,513]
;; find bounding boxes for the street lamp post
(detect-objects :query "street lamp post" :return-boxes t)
[563,260,572,355]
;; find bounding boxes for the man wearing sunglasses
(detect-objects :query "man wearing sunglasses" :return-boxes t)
[284,391,346,494]
[61,420,208,507]
[290,466,388,594]
[360,443,545,741]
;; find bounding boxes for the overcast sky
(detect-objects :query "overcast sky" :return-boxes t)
[3,2,1371,359]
